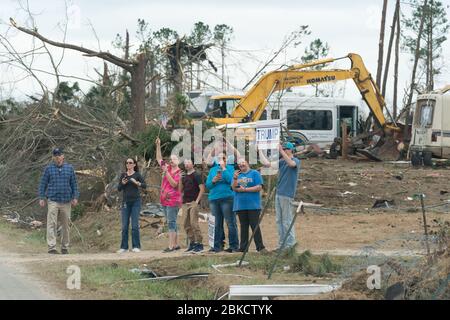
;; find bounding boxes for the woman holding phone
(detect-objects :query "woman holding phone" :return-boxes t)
[117,158,147,253]
[156,138,182,252]
[205,153,239,253]
[232,158,267,254]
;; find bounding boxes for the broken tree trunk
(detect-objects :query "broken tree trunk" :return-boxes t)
[382,1,400,98]
[376,0,388,88]
[405,0,429,141]
[393,0,401,120]
[130,53,148,134]
[427,0,434,92]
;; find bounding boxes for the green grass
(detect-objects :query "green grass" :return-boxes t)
[291,251,342,276]
[34,251,351,300]
[51,259,220,299]
[0,219,46,252]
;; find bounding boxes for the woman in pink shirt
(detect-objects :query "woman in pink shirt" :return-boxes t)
[156,138,182,252]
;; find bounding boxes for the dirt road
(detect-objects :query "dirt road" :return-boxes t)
[0,248,58,300]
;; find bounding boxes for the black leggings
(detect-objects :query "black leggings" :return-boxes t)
[237,210,265,252]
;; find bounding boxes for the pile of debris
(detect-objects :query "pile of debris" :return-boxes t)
[2,212,43,229]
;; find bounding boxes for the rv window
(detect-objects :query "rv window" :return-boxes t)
[416,100,435,127]
[286,110,333,131]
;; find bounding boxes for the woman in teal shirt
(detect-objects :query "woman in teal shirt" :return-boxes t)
[206,154,239,252]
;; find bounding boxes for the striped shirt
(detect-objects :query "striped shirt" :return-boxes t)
[38,162,79,203]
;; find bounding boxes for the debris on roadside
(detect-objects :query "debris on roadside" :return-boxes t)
[113,272,210,286]
[2,212,43,229]
[141,203,165,218]
[211,261,249,273]
[339,191,355,197]
[129,267,159,278]
[30,220,43,228]
[372,199,396,209]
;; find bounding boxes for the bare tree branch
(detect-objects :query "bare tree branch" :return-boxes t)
[9,18,134,71]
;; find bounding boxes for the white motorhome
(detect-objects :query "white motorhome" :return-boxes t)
[265,94,359,148]
[410,85,450,166]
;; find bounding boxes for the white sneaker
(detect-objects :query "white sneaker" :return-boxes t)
[132,248,141,253]
[116,249,127,254]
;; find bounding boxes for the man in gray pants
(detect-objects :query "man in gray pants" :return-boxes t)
[260,142,300,250]
[38,148,79,254]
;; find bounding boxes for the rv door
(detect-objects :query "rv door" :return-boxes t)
[412,99,436,149]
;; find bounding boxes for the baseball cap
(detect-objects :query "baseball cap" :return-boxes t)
[282,142,295,150]
[52,148,64,156]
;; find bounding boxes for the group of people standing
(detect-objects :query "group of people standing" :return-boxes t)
[205,151,266,253]
[115,137,207,254]
[205,141,301,254]
[38,139,300,256]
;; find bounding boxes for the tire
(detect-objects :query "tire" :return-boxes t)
[411,152,423,167]
[423,151,433,167]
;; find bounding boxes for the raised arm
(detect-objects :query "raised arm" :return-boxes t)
[156,138,162,166]
[279,144,297,168]
[258,148,271,168]
[164,169,180,189]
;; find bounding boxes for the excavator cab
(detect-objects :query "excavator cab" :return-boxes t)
[205,95,242,118]
[337,105,359,138]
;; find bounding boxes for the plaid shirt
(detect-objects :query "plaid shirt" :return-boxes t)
[38,162,79,203]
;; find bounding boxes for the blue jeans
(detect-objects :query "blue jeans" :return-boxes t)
[121,200,141,249]
[275,195,297,249]
[163,206,179,232]
[209,197,238,250]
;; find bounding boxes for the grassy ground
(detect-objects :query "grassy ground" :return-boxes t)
[31,251,349,300]
[0,219,47,253]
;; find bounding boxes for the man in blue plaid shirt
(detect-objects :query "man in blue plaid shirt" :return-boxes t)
[38,148,79,254]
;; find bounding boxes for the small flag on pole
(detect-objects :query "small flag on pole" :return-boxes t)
[160,113,168,129]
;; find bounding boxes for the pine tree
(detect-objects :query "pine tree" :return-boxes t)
[301,39,330,97]
[403,0,449,92]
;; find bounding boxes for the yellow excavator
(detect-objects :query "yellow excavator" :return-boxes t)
[203,53,403,160]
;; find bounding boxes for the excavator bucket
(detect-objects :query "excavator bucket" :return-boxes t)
[355,125,405,161]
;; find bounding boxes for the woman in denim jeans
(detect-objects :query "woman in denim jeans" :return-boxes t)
[205,154,239,253]
[117,158,147,253]
[156,138,182,253]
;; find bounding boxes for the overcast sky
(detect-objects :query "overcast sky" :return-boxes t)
[0,0,449,115]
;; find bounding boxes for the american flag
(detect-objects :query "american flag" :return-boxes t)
[160,113,168,129]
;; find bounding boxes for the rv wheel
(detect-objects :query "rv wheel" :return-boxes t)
[423,152,433,167]
[411,152,423,167]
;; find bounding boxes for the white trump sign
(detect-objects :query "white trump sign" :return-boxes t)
[256,120,280,149]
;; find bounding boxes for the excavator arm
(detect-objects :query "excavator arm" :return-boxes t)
[214,53,398,132]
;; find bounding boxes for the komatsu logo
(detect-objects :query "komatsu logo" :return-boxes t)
[307,75,336,84]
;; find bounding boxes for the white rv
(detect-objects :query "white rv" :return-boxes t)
[410,85,450,166]
[265,94,359,148]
